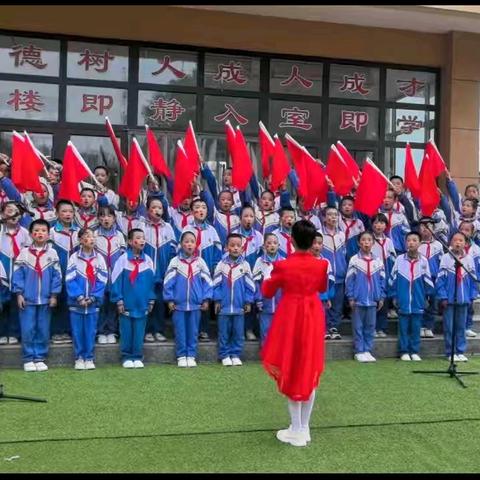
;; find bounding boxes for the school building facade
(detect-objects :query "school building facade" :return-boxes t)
[0,5,479,191]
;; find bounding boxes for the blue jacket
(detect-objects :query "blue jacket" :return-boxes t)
[0,226,32,290]
[213,254,255,315]
[252,253,285,314]
[339,216,365,261]
[65,249,108,313]
[372,235,396,280]
[12,245,62,305]
[418,240,443,281]
[235,226,263,271]
[254,206,280,236]
[345,252,385,306]
[115,210,145,238]
[0,261,8,303]
[94,227,126,290]
[110,249,156,318]
[379,208,411,254]
[182,222,222,275]
[388,253,434,314]
[168,207,193,242]
[163,252,213,311]
[316,255,335,302]
[319,225,347,283]
[50,222,80,278]
[272,227,295,258]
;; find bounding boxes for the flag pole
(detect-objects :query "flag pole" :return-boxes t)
[132,137,157,185]
[67,141,105,192]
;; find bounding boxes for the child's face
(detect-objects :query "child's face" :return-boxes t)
[31,224,49,244]
[80,230,95,250]
[359,234,373,252]
[129,232,146,251]
[311,237,323,256]
[461,201,475,217]
[264,235,279,255]
[325,209,338,227]
[465,186,479,200]
[340,199,354,217]
[192,202,207,222]
[382,190,395,210]
[80,191,95,209]
[148,200,163,221]
[147,177,160,192]
[3,204,20,225]
[99,213,115,230]
[223,169,232,187]
[459,223,474,240]
[419,223,433,240]
[180,198,191,211]
[406,235,420,253]
[391,178,404,195]
[227,237,243,258]
[94,168,108,186]
[451,234,465,253]
[260,193,274,211]
[57,204,74,224]
[32,184,48,205]
[47,166,61,184]
[181,233,196,256]
[241,208,255,229]
[281,211,295,230]
[218,192,233,212]
[372,220,386,235]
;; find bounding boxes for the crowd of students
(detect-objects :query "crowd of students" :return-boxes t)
[0,150,478,372]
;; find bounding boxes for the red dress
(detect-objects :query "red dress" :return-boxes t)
[261,251,328,402]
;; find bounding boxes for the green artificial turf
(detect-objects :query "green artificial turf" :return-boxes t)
[1,358,480,473]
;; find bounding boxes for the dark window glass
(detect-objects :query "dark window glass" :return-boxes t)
[329,64,380,101]
[386,69,436,105]
[270,59,323,96]
[328,104,379,141]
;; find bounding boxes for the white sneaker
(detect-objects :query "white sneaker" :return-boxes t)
[245,330,257,341]
[420,328,426,338]
[377,330,387,338]
[97,334,108,344]
[177,357,188,368]
[144,333,155,343]
[35,362,48,372]
[222,357,233,366]
[61,334,72,344]
[424,329,435,338]
[457,354,469,362]
[0,336,8,345]
[133,360,144,368]
[23,362,37,372]
[74,359,85,370]
[231,357,243,366]
[302,427,311,443]
[400,353,411,361]
[466,329,477,338]
[387,309,398,319]
[354,353,367,362]
[186,357,197,367]
[410,354,422,361]
[106,334,117,344]
[364,352,376,362]
[51,334,64,344]
[8,337,18,345]
[122,360,135,369]
[155,333,167,342]
[84,360,96,370]
[276,426,307,447]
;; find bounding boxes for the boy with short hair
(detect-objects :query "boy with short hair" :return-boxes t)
[12,219,62,371]
[379,189,411,255]
[75,187,103,230]
[272,207,296,258]
[310,232,335,311]
[339,196,365,262]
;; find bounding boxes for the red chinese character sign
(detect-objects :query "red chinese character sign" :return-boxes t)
[0,80,58,121]
[329,105,378,141]
[9,44,47,69]
[330,64,379,100]
[386,69,436,105]
[77,49,114,73]
[139,49,197,86]
[339,73,370,96]
[396,114,424,135]
[148,98,186,123]
[269,100,321,139]
[66,86,127,125]
[339,110,369,133]
[204,96,258,135]
[270,60,323,96]
[213,104,249,126]
[386,109,429,143]
[205,54,260,91]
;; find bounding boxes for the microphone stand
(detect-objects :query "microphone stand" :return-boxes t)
[412,221,479,388]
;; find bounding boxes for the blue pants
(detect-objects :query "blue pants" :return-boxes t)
[466,303,474,330]
[0,298,20,338]
[376,300,388,332]
[398,313,422,355]
[51,290,71,336]
[71,311,98,360]
[422,295,436,330]
[443,305,468,356]
[218,314,244,359]
[352,305,376,354]
[19,305,51,363]
[259,312,273,346]
[327,283,344,330]
[119,314,147,362]
[146,283,165,335]
[97,291,118,336]
[172,310,201,358]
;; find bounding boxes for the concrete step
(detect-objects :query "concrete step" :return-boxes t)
[2,336,480,368]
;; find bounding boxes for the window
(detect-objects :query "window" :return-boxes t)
[270,60,323,96]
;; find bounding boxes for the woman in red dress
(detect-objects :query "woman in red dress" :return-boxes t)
[261,219,329,447]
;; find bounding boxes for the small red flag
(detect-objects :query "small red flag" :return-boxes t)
[270,135,291,193]
[184,121,200,175]
[231,126,254,192]
[11,132,44,194]
[105,117,128,170]
[326,145,354,196]
[404,143,421,200]
[303,148,328,209]
[11,132,27,192]
[354,159,389,217]
[419,154,441,217]
[258,121,275,179]
[145,125,171,178]
[172,140,196,208]
[118,139,149,203]
[336,141,360,181]
[424,140,446,179]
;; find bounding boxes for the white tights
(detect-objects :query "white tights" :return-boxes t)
[287,390,316,432]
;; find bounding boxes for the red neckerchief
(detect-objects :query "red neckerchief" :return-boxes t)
[179,256,197,283]
[80,212,96,228]
[194,226,203,256]
[280,232,293,256]
[361,255,374,286]
[6,228,21,258]
[227,262,240,287]
[29,247,47,279]
[79,255,96,289]
[58,229,74,254]
[129,257,144,284]
[375,237,387,263]
[342,217,357,242]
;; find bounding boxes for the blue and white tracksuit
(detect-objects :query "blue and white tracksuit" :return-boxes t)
[436,252,478,356]
[298,212,322,231]
[213,254,255,360]
[380,208,411,254]
[66,249,108,361]
[272,227,295,258]
[252,253,286,344]
[389,254,434,355]
[346,252,385,354]
[163,253,213,359]
[339,216,365,262]
[12,245,62,363]
[115,210,145,238]
[111,249,156,362]
[94,228,126,337]
[168,207,193,242]
[254,207,280,236]
[74,207,100,231]
[464,242,480,331]
[22,202,57,229]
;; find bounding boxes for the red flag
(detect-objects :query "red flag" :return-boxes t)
[336,141,360,181]
[184,121,200,175]
[225,120,236,163]
[231,126,253,192]
[105,117,128,170]
[285,134,308,199]
[118,139,150,203]
[23,133,46,194]
[11,132,27,192]
[58,142,93,204]
[326,145,354,196]
[404,143,421,200]
[172,140,196,208]
[303,148,328,209]
[354,159,389,216]
[419,154,440,217]
[271,135,291,193]
[145,125,171,178]
[424,140,446,178]
[258,121,275,179]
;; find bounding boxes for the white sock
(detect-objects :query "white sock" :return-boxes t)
[301,390,316,430]
[287,400,302,433]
